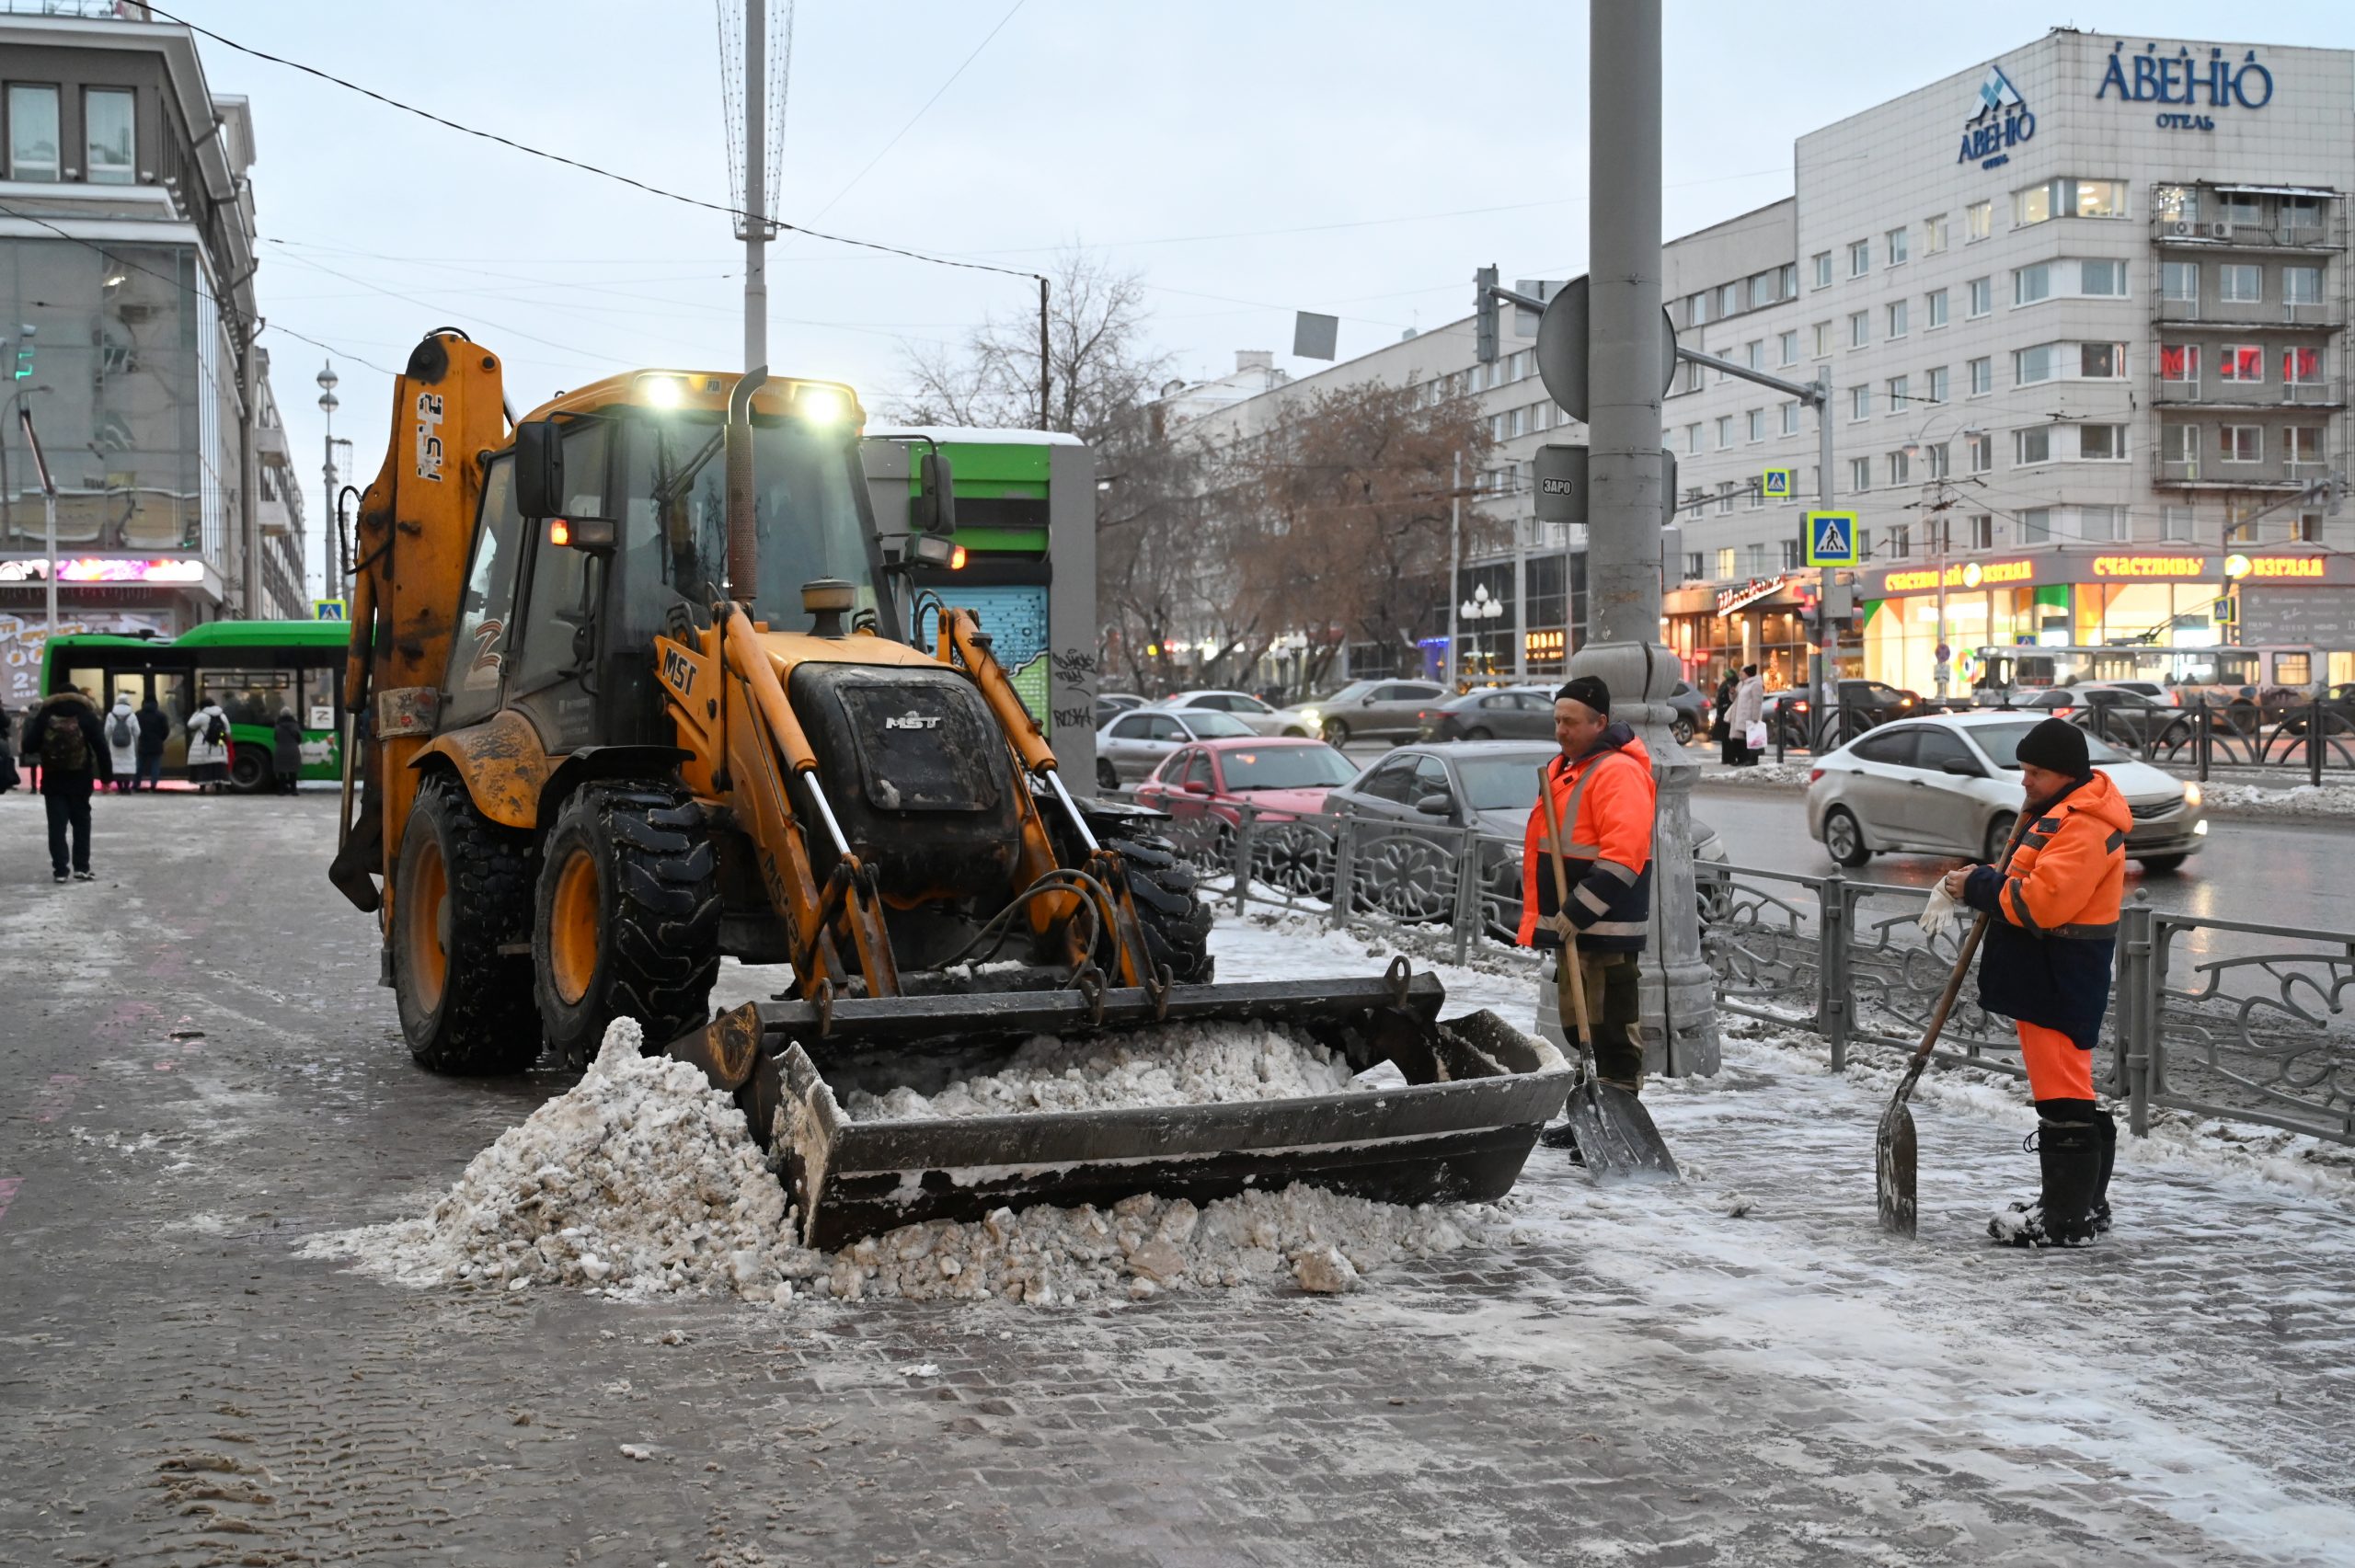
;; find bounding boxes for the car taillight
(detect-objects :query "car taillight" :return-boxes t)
[1809,768,1824,784]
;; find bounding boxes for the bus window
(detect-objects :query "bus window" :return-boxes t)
[2213,653,2259,687]
[205,670,300,727]
[2274,652,2313,687]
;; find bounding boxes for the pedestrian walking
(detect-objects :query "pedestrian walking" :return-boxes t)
[21,685,104,882]
[1710,667,1736,748]
[271,708,304,795]
[0,703,18,794]
[1938,717,2126,1248]
[1727,664,1765,766]
[186,693,231,792]
[134,694,168,790]
[1517,675,1659,1148]
[104,692,140,792]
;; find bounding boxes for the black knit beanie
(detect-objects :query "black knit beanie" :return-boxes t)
[1555,675,1611,716]
[2015,716,2092,779]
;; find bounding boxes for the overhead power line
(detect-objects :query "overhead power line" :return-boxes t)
[140,6,1043,285]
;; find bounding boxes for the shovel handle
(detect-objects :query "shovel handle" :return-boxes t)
[1892,809,2037,1104]
[1537,761,1595,1058]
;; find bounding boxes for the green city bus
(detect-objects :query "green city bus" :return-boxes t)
[37,619,348,790]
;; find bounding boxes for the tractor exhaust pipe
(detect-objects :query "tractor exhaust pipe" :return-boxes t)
[726,368,768,608]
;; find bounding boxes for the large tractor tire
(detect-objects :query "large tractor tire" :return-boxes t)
[392,775,541,1074]
[1086,809,1215,985]
[533,781,720,1071]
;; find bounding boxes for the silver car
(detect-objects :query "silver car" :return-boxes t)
[1271,679,1449,745]
[1804,712,2208,873]
[1095,706,1257,790]
[1152,689,1290,737]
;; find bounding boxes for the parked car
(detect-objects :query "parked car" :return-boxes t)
[1094,706,1258,789]
[1094,692,1148,728]
[1804,712,2207,874]
[1270,679,1449,745]
[2278,682,2355,736]
[1421,686,1556,741]
[1132,737,1358,834]
[1767,680,1919,746]
[1150,689,1290,737]
[1664,680,1705,746]
[2007,686,2197,750]
[1321,740,1728,936]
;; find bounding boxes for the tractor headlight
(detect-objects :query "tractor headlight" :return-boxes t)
[639,373,684,408]
[796,385,846,424]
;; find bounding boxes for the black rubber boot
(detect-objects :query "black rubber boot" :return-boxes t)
[1990,1111,2102,1247]
[1538,1121,1586,1163]
[2091,1106,2117,1234]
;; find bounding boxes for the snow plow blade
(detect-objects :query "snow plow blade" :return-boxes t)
[666,964,1570,1252]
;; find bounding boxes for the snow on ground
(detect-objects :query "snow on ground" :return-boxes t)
[1692,760,1818,790]
[2201,780,2355,819]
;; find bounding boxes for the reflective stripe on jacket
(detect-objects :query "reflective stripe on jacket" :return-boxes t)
[1517,722,1657,954]
[1962,769,2131,1051]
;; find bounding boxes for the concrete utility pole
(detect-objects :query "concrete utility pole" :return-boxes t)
[1575,0,1718,1075]
[18,407,56,637]
[317,362,339,601]
[1445,450,1461,690]
[742,0,769,373]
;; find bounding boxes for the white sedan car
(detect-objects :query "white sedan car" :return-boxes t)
[1150,689,1292,737]
[1804,712,2208,873]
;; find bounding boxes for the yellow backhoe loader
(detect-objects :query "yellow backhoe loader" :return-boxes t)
[330,329,1565,1248]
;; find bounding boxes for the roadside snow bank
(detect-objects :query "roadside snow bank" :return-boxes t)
[845,1019,1361,1121]
[1694,761,1813,791]
[2201,781,2355,820]
[302,1020,1506,1306]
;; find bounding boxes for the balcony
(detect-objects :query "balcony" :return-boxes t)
[258,493,295,538]
[2153,303,2341,332]
[2154,383,2344,412]
[2154,216,2339,254]
[256,421,293,468]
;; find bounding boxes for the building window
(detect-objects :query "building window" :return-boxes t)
[2014,182,2053,226]
[2223,192,2264,226]
[1810,320,1832,359]
[1716,415,1733,450]
[1966,277,1991,318]
[1966,200,1992,242]
[1746,407,1765,443]
[2161,506,2195,542]
[2219,425,2262,464]
[1847,311,1868,349]
[1779,262,1798,298]
[2081,343,2124,379]
[1886,373,1909,411]
[2220,264,2262,303]
[1848,239,1870,278]
[1782,538,1803,568]
[2021,508,2052,543]
[1750,270,1780,309]
[1811,251,1832,289]
[1717,483,1736,515]
[1886,227,1909,266]
[2080,425,2126,462]
[2080,261,2127,297]
[1849,384,1871,421]
[1925,441,1949,479]
[2288,427,2326,466]
[1887,452,1910,486]
[1778,329,1798,366]
[2015,344,2058,385]
[84,87,134,186]
[1849,456,1872,491]
[1890,523,1911,558]
[1967,357,1992,396]
[2014,264,2051,305]
[2016,177,2127,224]
[2294,511,2324,542]
[1718,282,1740,318]
[2077,504,2128,541]
[2160,344,2200,386]
[1683,359,1703,394]
[2155,184,2200,223]
[2284,196,2326,233]
[1968,513,1993,548]
[2219,346,2263,383]
[2016,427,2053,465]
[6,84,60,181]
[1781,402,1799,436]
[1716,547,1737,578]
[2074,179,2127,218]
[2225,506,2258,544]
[1925,289,1947,329]
[2286,347,2324,385]
[1926,365,1949,405]
[1684,422,1701,455]
[2162,262,2200,310]
[1885,300,1908,339]
[1923,213,1948,255]
[2161,424,2197,464]
[1687,292,1709,327]
[1968,433,1992,473]
[2285,266,2324,306]
[1746,339,1763,370]
[1685,552,1706,581]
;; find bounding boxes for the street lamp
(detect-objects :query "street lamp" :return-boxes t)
[1900,418,1985,701]
[317,363,340,601]
[1459,582,1504,680]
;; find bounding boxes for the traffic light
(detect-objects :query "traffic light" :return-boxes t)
[1473,266,1499,365]
[12,324,32,381]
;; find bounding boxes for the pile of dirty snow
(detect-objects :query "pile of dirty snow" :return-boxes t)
[302,1020,1508,1307]
[844,1019,1362,1121]
[1694,761,1811,791]
[2201,780,2355,819]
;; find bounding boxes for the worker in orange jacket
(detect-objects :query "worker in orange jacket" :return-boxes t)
[1939,717,2128,1247]
[1518,675,1657,1104]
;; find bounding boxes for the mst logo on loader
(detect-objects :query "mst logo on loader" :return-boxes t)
[883,709,942,731]
[660,643,697,698]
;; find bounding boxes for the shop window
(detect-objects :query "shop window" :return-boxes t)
[1966,200,1992,242]
[2160,344,2200,385]
[7,84,60,181]
[2219,426,2262,464]
[2219,346,2263,383]
[2220,264,2262,303]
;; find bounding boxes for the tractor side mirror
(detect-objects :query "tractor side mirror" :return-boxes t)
[912,448,957,534]
[514,419,562,519]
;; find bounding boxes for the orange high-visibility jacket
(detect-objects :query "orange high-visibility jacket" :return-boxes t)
[1962,769,2131,1049]
[1517,727,1657,953]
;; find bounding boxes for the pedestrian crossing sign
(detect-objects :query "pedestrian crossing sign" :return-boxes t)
[1803,510,1857,567]
[313,598,347,621]
[1762,468,1792,499]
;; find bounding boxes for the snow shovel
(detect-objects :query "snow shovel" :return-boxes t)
[1876,811,2035,1236]
[1540,767,1679,1183]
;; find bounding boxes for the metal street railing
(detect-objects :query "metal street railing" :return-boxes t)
[1165,800,2355,1147]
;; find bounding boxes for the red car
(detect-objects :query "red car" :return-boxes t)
[1132,737,1358,829]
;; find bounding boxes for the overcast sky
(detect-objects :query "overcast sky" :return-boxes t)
[183,0,2355,597]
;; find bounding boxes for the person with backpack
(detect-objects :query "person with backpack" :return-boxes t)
[134,694,169,790]
[270,708,304,795]
[104,692,140,792]
[22,686,105,882]
[186,693,231,792]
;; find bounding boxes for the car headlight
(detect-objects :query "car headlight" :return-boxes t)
[2182,782,2202,809]
[1301,708,1320,725]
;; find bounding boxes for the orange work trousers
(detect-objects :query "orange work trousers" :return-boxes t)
[2016,1020,2095,1103]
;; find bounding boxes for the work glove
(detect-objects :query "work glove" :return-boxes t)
[1918,876,1963,942]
